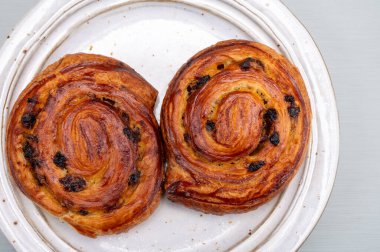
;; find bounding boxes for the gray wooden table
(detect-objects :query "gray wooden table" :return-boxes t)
[0,0,379,251]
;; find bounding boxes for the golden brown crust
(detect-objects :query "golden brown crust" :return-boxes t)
[161,40,311,214]
[6,53,163,237]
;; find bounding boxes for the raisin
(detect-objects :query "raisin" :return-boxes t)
[59,175,86,192]
[284,95,295,103]
[195,75,210,89]
[184,133,191,142]
[240,58,253,71]
[264,108,278,121]
[187,75,211,95]
[269,132,280,146]
[22,141,39,169]
[205,120,215,132]
[187,85,193,94]
[27,97,37,104]
[121,112,129,123]
[53,152,67,169]
[22,142,35,159]
[102,97,115,106]
[21,113,36,129]
[129,170,141,185]
[123,126,141,143]
[248,161,266,172]
[288,106,300,118]
[217,64,224,70]
[78,209,89,216]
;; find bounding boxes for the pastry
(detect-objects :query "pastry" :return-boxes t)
[161,40,311,214]
[6,53,163,237]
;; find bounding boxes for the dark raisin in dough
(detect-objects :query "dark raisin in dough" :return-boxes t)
[129,170,141,185]
[264,108,278,121]
[21,113,36,129]
[123,126,141,143]
[288,106,300,118]
[53,152,67,168]
[248,161,266,172]
[269,132,280,146]
[59,175,86,192]
[205,120,216,132]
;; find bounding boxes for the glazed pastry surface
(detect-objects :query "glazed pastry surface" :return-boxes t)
[161,40,311,214]
[6,53,163,237]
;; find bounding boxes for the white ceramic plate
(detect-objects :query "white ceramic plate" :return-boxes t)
[0,0,339,251]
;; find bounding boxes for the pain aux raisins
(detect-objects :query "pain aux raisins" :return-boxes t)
[53,152,67,169]
[128,170,141,185]
[205,120,216,132]
[59,175,86,192]
[248,161,266,172]
[21,113,36,129]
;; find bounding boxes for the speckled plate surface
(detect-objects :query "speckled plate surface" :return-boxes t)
[0,0,339,251]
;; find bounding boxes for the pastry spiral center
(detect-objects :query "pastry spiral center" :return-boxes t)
[188,86,265,161]
[60,101,131,178]
[70,110,109,173]
[215,92,262,151]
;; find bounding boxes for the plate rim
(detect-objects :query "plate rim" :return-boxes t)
[278,1,340,250]
[0,0,339,251]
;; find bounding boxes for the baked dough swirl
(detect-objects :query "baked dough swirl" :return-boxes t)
[6,53,163,236]
[161,40,311,214]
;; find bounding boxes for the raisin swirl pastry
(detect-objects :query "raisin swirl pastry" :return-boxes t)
[6,53,163,237]
[161,40,311,214]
